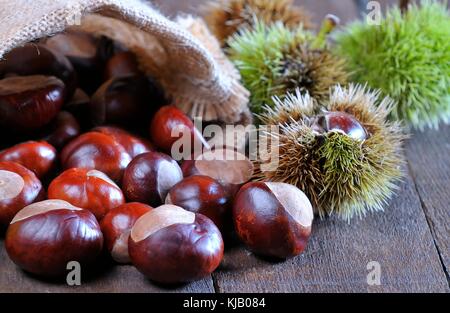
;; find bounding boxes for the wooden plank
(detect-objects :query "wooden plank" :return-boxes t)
[405,125,450,281]
[0,241,215,293]
[212,171,449,292]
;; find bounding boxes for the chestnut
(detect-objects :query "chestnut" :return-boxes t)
[0,141,57,179]
[93,126,153,159]
[0,75,65,132]
[181,148,254,199]
[128,205,224,284]
[48,168,125,220]
[61,131,132,182]
[165,175,230,231]
[233,182,314,259]
[103,51,140,80]
[64,88,91,128]
[5,199,103,278]
[0,161,44,226]
[149,106,208,155]
[90,75,162,127]
[45,30,99,71]
[100,202,153,263]
[122,152,183,207]
[315,111,368,141]
[0,44,77,99]
[42,111,81,150]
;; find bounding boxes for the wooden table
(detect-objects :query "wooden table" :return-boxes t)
[0,0,448,293]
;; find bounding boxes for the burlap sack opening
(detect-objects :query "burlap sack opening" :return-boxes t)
[0,0,251,125]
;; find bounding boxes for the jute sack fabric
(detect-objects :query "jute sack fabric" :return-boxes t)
[0,0,251,124]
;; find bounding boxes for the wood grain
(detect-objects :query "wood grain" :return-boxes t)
[212,171,449,293]
[406,125,450,281]
[0,241,214,293]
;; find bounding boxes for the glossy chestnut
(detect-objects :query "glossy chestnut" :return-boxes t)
[5,200,103,277]
[149,106,208,155]
[45,30,99,73]
[128,205,224,284]
[122,152,183,207]
[0,44,77,99]
[90,75,161,127]
[0,162,44,226]
[0,141,57,179]
[103,51,140,80]
[64,88,91,128]
[0,75,65,132]
[315,111,368,141]
[233,182,313,259]
[181,148,254,199]
[100,202,153,263]
[93,126,153,159]
[61,131,132,182]
[48,168,125,220]
[166,175,230,231]
[42,111,81,150]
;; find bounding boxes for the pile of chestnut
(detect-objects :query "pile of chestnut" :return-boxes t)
[0,30,314,285]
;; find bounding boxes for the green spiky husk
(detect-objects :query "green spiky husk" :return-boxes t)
[255,84,406,221]
[335,0,450,130]
[228,21,348,117]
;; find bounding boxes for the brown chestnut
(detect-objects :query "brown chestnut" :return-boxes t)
[48,168,125,220]
[100,202,153,263]
[5,199,103,278]
[93,126,153,159]
[0,141,57,179]
[181,148,254,199]
[45,31,98,68]
[122,152,183,207]
[315,111,368,141]
[233,182,313,259]
[0,44,77,99]
[64,88,91,128]
[166,175,230,231]
[149,106,208,155]
[103,51,140,80]
[128,205,224,284]
[90,75,162,127]
[42,111,81,150]
[0,75,65,132]
[61,132,132,182]
[0,161,44,226]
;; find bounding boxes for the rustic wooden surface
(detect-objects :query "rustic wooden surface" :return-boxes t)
[0,0,448,293]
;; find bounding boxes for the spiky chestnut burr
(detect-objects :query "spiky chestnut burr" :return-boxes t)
[203,0,313,46]
[254,84,406,221]
[228,16,348,117]
[335,1,450,130]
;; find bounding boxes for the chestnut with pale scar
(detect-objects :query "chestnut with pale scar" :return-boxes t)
[181,148,254,199]
[101,202,153,263]
[0,76,65,132]
[233,182,313,259]
[129,205,224,284]
[5,200,103,278]
[0,170,25,201]
[0,162,43,226]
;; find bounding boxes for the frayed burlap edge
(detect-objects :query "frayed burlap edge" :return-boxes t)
[0,0,251,124]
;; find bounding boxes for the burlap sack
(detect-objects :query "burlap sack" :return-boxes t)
[0,0,251,124]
